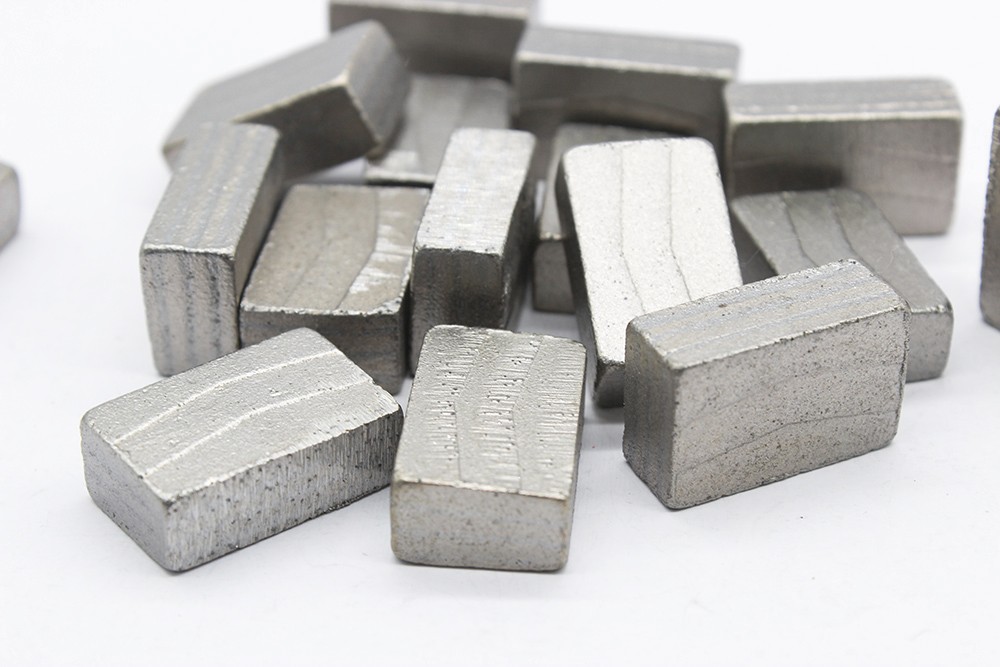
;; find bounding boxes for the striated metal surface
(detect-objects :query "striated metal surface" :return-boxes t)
[731,189,952,382]
[409,128,535,370]
[624,260,909,510]
[366,74,511,187]
[725,79,962,235]
[142,123,284,377]
[163,22,409,178]
[557,138,742,407]
[982,107,1000,330]
[240,184,428,393]
[329,0,535,80]
[81,329,403,572]
[534,123,675,313]
[391,325,586,571]
[0,162,19,249]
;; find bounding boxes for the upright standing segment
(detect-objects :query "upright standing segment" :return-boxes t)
[982,107,1000,330]
[0,162,19,250]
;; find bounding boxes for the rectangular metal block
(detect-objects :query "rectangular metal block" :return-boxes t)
[365,74,511,187]
[533,123,675,313]
[81,329,403,572]
[0,162,19,249]
[624,260,909,510]
[329,0,535,80]
[409,128,535,370]
[391,325,586,571]
[142,123,284,376]
[163,22,410,178]
[240,184,428,393]
[731,189,952,382]
[557,137,742,407]
[982,107,1000,329]
[725,79,962,235]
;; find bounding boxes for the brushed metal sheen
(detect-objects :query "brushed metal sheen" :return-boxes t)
[81,329,403,572]
[557,138,742,407]
[163,22,410,178]
[725,79,962,235]
[982,107,1000,330]
[240,184,428,393]
[0,162,18,249]
[624,261,909,510]
[409,128,535,370]
[142,123,284,377]
[731,189,952,382]
[391,325,586,571]
[329,0,536,80]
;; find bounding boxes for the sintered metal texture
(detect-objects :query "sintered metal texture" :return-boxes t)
[329,0,535,80]
[534,124,674,313]
[624,260,909,510]
[0,162,18,249]
[240,184,428,393]
[725,79,962,235]
[731,189,952,382]
[557,138,742,407]
[142,123,284,377]
[365,74,510,186]
[81,329,403,572]
[391,325,586,571]
[409,128,535,370]
[982,107,1000,329]
[163,22,409,178]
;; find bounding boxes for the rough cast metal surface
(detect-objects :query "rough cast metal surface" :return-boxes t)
[409,128,535,370]
[240,184,428,393]
[329,0,535,80]
[731,189,952,382]
[557,138,742,407]
[142,123,284,377]
[624,260,909,510]
[163,22,409,178]
[982,107,1000,329]
[533,124,674,313]
[81,329,403,572]
[0,162,19,249]
[366,74,510,186]
[391,325,586,571]
[725,79,962,235]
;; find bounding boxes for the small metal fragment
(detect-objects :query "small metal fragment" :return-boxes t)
[329,0,535,80]
[391,325,586,571]
[624,260,909,510]
[82,328,403,572]
[982,107,1000,330]
[163,22,409,178]
[0,162,19,249]
[142,123,284,376]
[557,138,742,407]
[731,189,952,382]
[240,184,428,393]
[724,79,962,235]
[409,128,535,370]
[534,123,675,313]
[365,74,511,187]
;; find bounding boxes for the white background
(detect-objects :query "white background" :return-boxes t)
[1,1,998,664]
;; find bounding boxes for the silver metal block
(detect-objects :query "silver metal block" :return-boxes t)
[409,128,535,370]
[142,123,284,377]
[624,260,909,510]
[534,123,675,313]
[81,329,403,572]
[731,189,952,382]
[163,22,410,178]
[0,162,19,249]
[391,325,586,571]
[240,184,428,393]
[365,74,510,187]
[329,0,535,80]
[724,79,962,235]
[982,107,1000,330]
[557,138,742,407]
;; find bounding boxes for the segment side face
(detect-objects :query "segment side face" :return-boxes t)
[0,163,19,248]
[982,109,1000,328]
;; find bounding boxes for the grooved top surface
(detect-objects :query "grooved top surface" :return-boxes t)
[331,0,534,18]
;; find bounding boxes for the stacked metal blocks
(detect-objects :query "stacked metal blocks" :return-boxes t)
[0,162,18,249]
